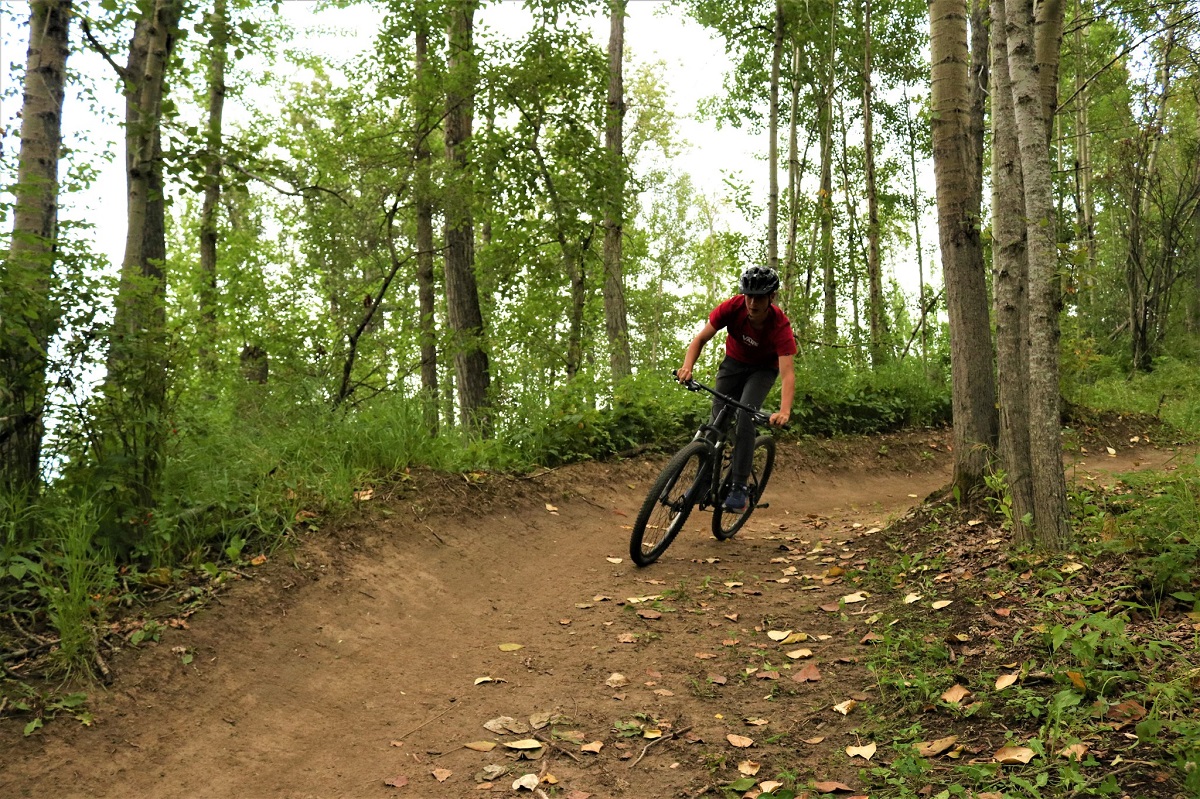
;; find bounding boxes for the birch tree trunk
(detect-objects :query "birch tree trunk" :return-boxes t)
[1004,0,1069,547]
[101,0,184,516]
[990,0,1034,545]
[0,0,72,506]
[602,0,632,382]
[930,0,997,500]
[783,41,803,319]
[444,0,491,433]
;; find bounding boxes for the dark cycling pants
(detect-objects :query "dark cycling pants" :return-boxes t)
[711,355,777,484]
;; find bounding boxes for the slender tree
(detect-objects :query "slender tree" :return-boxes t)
[94,0,185,521]
[443,0,491,432]
[862,0,885,366]
[602,0,632,382]
[412,0,440,433]
[990,0,1034,544]
[0,0,72,508]
[197,0,228,372]
[1002,0,1069,547]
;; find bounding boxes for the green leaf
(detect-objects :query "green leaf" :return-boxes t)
[24,718,43,736]
[727,778,756,791]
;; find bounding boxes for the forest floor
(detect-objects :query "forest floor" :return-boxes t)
[1,420,1193,799]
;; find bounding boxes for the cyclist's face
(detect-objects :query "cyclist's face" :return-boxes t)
[745,292,774,322]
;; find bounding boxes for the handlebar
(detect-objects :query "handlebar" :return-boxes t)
[672,370,785,429]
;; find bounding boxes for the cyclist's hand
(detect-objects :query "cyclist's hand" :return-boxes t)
[769,410,790,428]
[676,365,693,383]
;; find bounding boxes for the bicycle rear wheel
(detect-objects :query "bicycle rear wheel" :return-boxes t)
[712,434,776,540]
[630,441,709,566]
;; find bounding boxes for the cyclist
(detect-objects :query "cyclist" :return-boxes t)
[676,265,796,512]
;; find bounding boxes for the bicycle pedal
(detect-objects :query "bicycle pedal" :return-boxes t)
[756,502,770,509]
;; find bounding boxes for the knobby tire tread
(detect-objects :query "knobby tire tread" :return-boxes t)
[629,441,710,566]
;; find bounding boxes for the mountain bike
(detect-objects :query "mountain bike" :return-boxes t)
[628,373,779,567]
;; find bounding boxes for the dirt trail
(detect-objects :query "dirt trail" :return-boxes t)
[1,430,1182,799]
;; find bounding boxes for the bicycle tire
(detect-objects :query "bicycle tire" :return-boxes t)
[712,434,776,540]
[630,440,710,566]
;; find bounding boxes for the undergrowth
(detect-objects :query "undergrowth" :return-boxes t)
[855,463,1200,798]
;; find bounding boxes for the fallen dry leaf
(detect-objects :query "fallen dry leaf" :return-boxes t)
[994,745,1036,764]
[1060,743,1088,761]
[617,633,638,643]
[695,652,718,659]
[512,773,539,791]
[503,739,544,750]
[786,648,813,659]
[744,718,769,726]
[727,734,755,748]
[812,780,854,792]
[498,643,524,652]
[384,775,409,788]
[464,740,497,752]
[846,742,877,760]
[780,631,808,644]
[793,662,822,683]
[931,599,953,610]
[995,673,1018,690]
[738,760,761,776]
[708,673,727,685]
[941,684,971,704]
[483,716,528,735]
[580,741,603,754]
[545,503,558,513]
[767,629,792,641]
[431,767,452,783]
[903,592,922,604]
[804,736,825,744]
[833,699,857,715]
[605,557,622,564]
[605,673,628,688]
[637,608,662,620]
[916,735,958,757]
[759,780,784,793]
[842,591,867,603]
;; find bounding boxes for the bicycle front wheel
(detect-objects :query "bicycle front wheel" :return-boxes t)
[712,434,776,540]
[630,441,710,566]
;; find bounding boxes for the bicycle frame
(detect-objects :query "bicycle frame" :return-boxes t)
[677,375,774,510]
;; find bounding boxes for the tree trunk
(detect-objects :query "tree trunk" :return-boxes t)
[1071,0,1095,314]
[197,0,227,371]
[0,0,71,508]
[602,0,632,383]
[783,41,803,319]
[1003,0,1069,548]
[902,87,929,366]
[414,2,439,435]
[930,0,997,501]
[863,0,885,367]
[444,0,491,434]
[767,0,784,273]
[989,0,1034,545]
[820,0,838,344]
[101,0,184,519]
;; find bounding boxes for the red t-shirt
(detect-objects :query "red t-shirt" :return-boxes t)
[709,296,798,368]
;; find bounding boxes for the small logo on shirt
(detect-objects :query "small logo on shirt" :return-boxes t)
[742,334,760,347]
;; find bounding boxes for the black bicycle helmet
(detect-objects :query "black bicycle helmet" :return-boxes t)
[739,265,780,296]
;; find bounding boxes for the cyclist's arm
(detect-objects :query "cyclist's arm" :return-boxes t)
[678,322,718,382]
[770,354,795,426]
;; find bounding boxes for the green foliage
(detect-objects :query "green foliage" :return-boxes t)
[790,354,951,436]
[1065,353,1200,438]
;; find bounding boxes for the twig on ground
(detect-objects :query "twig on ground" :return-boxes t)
[630,725,692,768]
[397,702,457,741]
[533,732,583,763]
